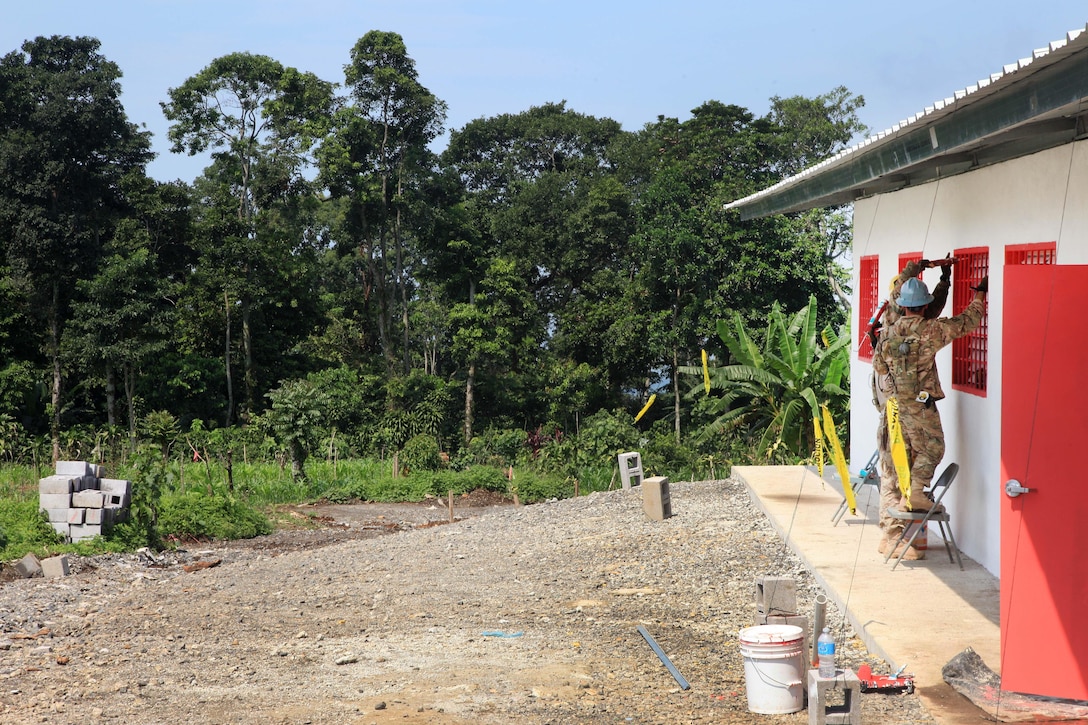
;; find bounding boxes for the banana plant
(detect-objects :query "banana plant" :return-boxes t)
[682,295,849,460]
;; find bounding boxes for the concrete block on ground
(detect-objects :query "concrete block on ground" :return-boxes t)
[48,521,70,539]
[41,555,70,578]
[14,552,42,578]
[55,460,91,477]
[67,508,85,524]
[617,451,643,489]
[807,668,861,725]
[39,493,72,510]
[45,508,71,523]
[38,475,79,494]
[642,475,673,521]
[72,490,105,508]
[99,479,131,507]
[69,523,103,542]
[756,576,797,617]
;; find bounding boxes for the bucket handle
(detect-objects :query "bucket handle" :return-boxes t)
[752,666,803,689]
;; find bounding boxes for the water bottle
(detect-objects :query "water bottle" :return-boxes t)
[817,627,836,677]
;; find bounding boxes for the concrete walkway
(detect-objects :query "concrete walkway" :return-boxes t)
[733,465,1001,725]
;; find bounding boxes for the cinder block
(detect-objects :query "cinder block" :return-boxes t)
[41,555,70,578]
[81,474,98,491]
[617,452,643,489]
[55,460,91,477]
[69,523,103,542]
[38,475,79,494]
[99,479,131,506]
[807,668,861,725]
[84,508,105,525]
[107,506,129,523]
[48,521,70,539]
[72,490,105,508]
[45,508,71,523]
[642,476,672,521]
[755,576,797,617]
[93,464,105,478]
[39,493,72,510]
[14,552,41,578]
[67,508,85,524]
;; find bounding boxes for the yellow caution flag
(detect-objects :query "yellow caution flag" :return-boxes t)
[886,398,912,504]
[812,414,825,478]
[822,405,856,515]
[635,393,656,423]
[701,349,711,395]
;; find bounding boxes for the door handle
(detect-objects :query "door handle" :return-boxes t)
[1005,479,1032,498]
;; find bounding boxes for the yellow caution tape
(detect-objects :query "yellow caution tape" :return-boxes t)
[822,405,855,515]
[635,393,656,422]
[701,349,711,395]
[886,398,912,505]
[812,415,825,477]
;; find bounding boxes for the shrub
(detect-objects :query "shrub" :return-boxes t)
[157,491,272,541]
[400,434,440,473]
[511,469,571,503]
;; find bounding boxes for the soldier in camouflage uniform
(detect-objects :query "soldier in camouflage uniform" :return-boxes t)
[872,275,987,559]
[870,258,952,554]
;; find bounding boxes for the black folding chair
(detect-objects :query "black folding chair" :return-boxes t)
[883,462,963,570]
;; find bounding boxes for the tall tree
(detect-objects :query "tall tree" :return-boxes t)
[320,30,446,374]
[0,35,152,460]
[162,52,333,422]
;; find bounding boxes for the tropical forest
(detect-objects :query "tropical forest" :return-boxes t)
[0,31,857,557]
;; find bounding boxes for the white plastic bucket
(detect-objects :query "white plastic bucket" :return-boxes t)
[738,624,805,714]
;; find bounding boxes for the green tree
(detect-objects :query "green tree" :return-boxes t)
[162,52,333,421]
[262,378,326,482]
[684,295,849,461]
[318,30,447,374]
[0,35,152,460]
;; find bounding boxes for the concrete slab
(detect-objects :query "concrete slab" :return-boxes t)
[733,465,1000,725]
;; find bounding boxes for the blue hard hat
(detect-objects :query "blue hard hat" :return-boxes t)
[897,277,934,308]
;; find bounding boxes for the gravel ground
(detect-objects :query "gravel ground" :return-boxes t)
[0,478,936,724]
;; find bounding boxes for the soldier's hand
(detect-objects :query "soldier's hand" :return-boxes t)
[940,264,952,282]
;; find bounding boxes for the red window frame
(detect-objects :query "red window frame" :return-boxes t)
[1005,241,1056,266]
[857,255,879,361]
[952,247,989,396]
[898,252,922,274]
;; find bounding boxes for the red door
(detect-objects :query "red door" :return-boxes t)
[1001,264,1088,699]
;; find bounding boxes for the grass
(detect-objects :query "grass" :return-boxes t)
[0,456,608,561]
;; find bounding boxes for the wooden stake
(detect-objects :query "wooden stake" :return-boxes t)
[448,490,455,522]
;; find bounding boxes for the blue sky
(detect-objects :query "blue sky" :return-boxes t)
[5,1,1087,183]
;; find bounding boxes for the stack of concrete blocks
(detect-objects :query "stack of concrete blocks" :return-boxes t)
[38,460,131,543]
[754,576,809,664]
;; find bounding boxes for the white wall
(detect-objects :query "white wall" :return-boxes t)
[849,140,1088,576]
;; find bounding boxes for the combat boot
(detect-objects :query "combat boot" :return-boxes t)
[878,527,902,555]
[891,541,925,560]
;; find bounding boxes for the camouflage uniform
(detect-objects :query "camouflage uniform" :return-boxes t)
[870,261,951,537]
[873,296,985,511]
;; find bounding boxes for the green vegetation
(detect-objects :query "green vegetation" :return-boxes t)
[0,32,858,561]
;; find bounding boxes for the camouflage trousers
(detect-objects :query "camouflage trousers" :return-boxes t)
[876,412,902,532]
[897,399,946,509]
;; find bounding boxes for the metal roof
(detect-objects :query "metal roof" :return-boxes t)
[725,25,1088,220]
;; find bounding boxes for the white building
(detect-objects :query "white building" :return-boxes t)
[726,25,1088,701]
